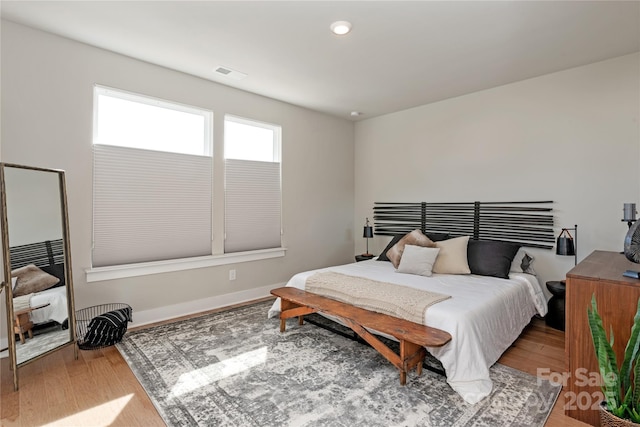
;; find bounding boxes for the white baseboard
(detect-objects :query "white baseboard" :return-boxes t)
[131,283,284,328]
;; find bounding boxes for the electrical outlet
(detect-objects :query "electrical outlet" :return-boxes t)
[229,269,236,280]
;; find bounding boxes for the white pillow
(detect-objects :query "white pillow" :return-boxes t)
[11,276,17,290]
[510,248,537,275]
[396,245,440,276]
[385,229,436,269]
[433,236,471,274]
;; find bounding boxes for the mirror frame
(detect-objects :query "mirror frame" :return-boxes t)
[0,163,77,390]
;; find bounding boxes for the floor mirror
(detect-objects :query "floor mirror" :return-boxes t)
[0,163,77,390]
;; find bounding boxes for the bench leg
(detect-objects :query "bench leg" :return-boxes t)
[346,322,427,385]
[279,299,318,333]
[399,340,427,385]
[280,299,295,332]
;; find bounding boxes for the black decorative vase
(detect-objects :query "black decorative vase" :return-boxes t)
[624,221,640,263]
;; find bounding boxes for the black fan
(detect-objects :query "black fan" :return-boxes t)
[624,221,640,263]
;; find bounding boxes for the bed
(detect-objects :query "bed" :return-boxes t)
[269,234,550,405]
[10,239,69,328]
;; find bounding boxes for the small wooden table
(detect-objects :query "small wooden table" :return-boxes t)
[14,303,49,344]
[271,287,451,385]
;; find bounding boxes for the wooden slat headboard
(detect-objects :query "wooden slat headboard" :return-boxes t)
[9,239,64,270]
[373,201,555,249]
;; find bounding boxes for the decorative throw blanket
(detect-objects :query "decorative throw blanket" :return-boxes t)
[13,293,32,312]
[306,271,451,324]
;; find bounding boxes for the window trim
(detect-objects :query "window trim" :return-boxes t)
[224,114,281,162]
[92,85,215,269]
[86,247,287,283]
[93,84,213,156]
[223,114,283,253]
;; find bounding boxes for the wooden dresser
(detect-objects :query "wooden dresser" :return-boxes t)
[565,250,640,425]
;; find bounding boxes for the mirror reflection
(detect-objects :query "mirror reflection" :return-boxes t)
[2,165,74,371]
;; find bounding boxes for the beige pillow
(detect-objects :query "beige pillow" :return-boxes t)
[11,264,60,297]
[386,229,436,268]
[433,236,471,274]
[397,245,440,276]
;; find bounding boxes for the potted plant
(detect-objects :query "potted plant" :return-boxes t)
[588,294,640,426]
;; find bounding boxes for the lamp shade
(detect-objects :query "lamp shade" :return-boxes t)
[363,226,373,238]
[624,203,637,222]
[556,236,575,256]
[556,228,576,256]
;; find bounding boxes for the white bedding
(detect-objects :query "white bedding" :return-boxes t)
[29,286,68,325]
[268,259,548,404]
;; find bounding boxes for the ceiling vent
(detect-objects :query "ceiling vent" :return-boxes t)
[214,66,247,81]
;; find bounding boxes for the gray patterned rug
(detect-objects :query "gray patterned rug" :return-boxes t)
[0,324,70,364]
[116,300,560,426]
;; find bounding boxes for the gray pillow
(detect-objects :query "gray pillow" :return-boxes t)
[510,248,537,275]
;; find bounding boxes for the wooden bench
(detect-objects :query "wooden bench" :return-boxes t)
[14,303,50,344]
[271,287,452,385]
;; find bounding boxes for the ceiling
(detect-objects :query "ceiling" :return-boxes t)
[2,1,639,120]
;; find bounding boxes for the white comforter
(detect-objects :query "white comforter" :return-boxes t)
[29,286,68,325]
[268,259,548,404]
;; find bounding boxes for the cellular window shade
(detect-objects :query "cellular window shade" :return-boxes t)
[93,144,212,267]
[225,159,281,253]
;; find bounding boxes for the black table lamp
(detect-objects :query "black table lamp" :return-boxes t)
[363,218,373,256]
[623,203,637,229]
[556,224,577,266]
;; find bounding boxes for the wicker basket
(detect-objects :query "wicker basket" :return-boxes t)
[76,303,132,350]
[600,403,640,427]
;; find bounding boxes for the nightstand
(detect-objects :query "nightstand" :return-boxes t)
[545,280,565,331]
[355,254,374,262]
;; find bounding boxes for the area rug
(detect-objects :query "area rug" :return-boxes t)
[116,300,560,427]
[0,324,70,364]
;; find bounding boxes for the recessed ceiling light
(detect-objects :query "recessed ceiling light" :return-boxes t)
[330,21,352,36]
[350,111,362,117]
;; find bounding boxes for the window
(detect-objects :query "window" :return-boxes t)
[92,86,213,267]
[224,115,282,253]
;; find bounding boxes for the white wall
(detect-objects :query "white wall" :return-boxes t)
[1,20,638,349]
[355,53,640,284]
[0,20,355,342]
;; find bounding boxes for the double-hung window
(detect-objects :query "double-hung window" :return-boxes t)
[224,115,282,253]
[92,86,213,267]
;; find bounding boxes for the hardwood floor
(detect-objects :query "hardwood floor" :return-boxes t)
[1,301,588,426]
[500,317,589,427]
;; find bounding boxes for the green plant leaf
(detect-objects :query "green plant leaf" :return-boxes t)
[588,295,621,408]
[620,298,640,398]
[629,406,640,423]
[632,332,640,412]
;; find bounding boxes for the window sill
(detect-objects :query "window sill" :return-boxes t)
[85,247,287,283]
